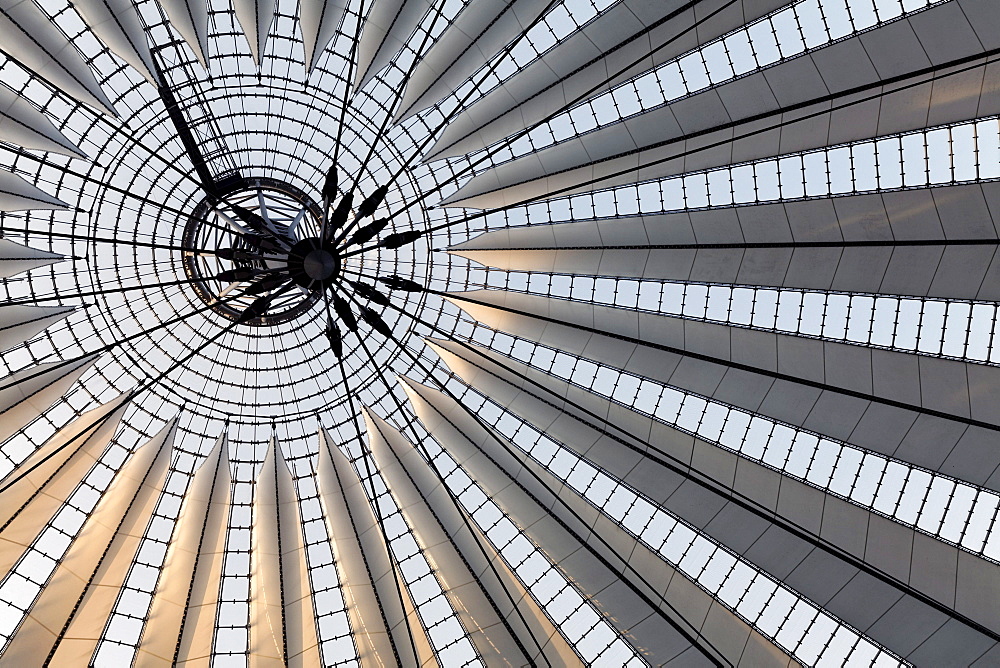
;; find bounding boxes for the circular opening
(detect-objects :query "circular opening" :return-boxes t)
[182,177,325,326]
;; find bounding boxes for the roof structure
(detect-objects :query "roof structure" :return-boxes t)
[0,0,998,665]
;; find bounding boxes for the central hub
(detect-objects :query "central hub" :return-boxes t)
[182,178,325,326]
[287,237,341,290]
[182,174,408,331]
[305,251,336,279]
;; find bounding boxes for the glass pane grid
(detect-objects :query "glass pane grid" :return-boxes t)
[463,322,1000,563]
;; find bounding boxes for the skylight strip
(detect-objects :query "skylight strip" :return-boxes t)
[293,472,360,667]
[93,463,192,663]
[466,324,1000,562]
[487,116,1000,230]
[429,0,622,122]
[491,0,952,163]
[211,479,251,667]
[347,450,485,666]
[404,417,649,667]
[487,270,1000,366]
[442,375,905,667]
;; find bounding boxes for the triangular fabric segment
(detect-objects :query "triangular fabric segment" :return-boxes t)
[0,0,116,115]
[232,0,277,65]
[72,0,158,84]
[0,304,75,353]
[156,0,210,67]
[299,0,348,74]
[0,170,68,212]
[0,85,86,157]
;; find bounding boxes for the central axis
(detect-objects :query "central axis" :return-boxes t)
[182,168,426,338]
[287,237,341,290]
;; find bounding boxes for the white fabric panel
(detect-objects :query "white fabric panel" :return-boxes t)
[0,84,85,156]
[0,0,115,114]
[250,439,321,667]
[1,421,175,666]
[395,0,551,120]
[0,304,75,353]
[0,170,68,212]
[399,378,715,667]
[176,433,233,667]
[299,0,348,73]
[365,408,583,667]
[276,444,321,668]
[251,439,285,665]
[448,183,1000,302]
[136,434,231,667]
[452,182,1000,254]
[363,409,530,667]
[355,0,431,88]
[232,0,276,64]
[0,357,97,444]
[156,0,209,66]
[72,0,157,83]
[0,394,130,576]
[0,238,64,279]
[315,428,421,668]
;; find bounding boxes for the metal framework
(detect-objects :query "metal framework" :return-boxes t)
[0,0,998,665]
